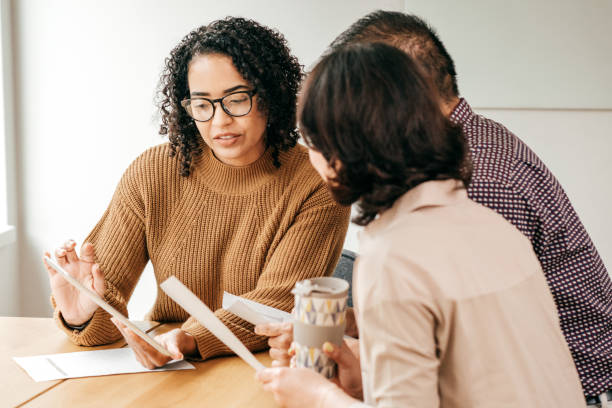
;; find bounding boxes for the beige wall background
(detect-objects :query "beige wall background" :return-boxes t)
[0,0,609,319]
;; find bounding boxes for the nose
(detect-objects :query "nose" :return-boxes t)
[210,101,233,126]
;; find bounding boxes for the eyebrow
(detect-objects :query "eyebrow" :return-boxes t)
[190,84,250,97]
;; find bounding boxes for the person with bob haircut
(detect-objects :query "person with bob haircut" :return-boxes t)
[42,17,349,368]
[257,42,584,408]
[327,12,612,404]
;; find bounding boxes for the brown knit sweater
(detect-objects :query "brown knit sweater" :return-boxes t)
[53,142,350,359]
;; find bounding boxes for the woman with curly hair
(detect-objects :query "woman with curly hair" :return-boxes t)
[42,17,349,368]
[256,43,583,407]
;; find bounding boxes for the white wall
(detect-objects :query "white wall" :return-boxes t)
[0,0,18,315]
[0,242,17,315]
[7,1,611,319]
[476,109,612,269]
[405,0,612,109]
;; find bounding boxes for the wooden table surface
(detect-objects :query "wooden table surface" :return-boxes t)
[2,317,277,407]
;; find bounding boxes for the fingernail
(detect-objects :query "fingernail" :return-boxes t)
[254,325,262,334]
[288,343,296,356]
[322,342,334,353]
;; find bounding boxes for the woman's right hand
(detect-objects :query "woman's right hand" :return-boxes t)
[322,340,363,399]
[255,307,360,368]
[43,240,105,326]
[255,322,362,399]
[255,321,294,367]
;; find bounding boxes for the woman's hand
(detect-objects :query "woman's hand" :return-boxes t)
[256,367,357,408]
[255,321,363,399]
[111,320,197,369]
[43,240,104,326]
[344,307,359,338]
[255,308,359,368]
[255,321,293,367]
[322,340,363,399]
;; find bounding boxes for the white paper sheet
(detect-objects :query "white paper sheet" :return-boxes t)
[160,277,265,372]
[223,292,356,341]
[13,348,194,382]
[222,291,292,325]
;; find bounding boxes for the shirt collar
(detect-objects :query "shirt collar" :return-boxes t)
[449,98,474,125]
[364,179,468,236]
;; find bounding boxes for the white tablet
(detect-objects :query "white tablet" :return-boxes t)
[44,256,173,358]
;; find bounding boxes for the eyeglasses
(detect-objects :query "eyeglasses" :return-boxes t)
[180,90,257,122]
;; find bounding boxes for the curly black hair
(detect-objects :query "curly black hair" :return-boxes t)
[300,42,471,226]
[158,17,303,176]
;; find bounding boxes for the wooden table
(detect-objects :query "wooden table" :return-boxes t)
[1,317,277,407]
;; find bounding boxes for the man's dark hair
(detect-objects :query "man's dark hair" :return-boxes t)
[158,17,302,176]
[300,42,471,226]
[329,10,458,103]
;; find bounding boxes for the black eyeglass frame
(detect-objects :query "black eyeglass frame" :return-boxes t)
[180,89,257,122]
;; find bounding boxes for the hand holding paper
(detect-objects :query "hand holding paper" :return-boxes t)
[255,321,294,367]
[42,240,103,326]
[111,319,196,369]
[160,276,266,372]
[43,255,173,358]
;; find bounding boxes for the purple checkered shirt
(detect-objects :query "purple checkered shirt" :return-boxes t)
[450,98,612,397]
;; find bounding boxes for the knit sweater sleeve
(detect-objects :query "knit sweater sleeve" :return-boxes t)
[52,154,150,346]
[181,184,350,360]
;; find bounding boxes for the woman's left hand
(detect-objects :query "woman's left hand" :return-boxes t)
[111,319,197,369]
[256,367,357,408]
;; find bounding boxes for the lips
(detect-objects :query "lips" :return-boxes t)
[214,133,240,140]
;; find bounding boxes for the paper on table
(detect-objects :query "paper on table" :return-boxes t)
[13,348,194,382]
[222,292,292,326]
[160,276,266,372]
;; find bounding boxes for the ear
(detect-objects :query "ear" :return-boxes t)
[328,157,343,179]
[308,148,337,182]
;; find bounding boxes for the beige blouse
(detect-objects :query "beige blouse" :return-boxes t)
[353,179,584,407]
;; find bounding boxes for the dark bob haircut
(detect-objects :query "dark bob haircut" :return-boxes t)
[299,42,471,226]
[158,17,302,176]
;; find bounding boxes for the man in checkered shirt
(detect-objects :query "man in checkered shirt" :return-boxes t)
[330,10,611,406]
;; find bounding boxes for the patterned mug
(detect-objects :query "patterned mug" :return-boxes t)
[291,277,349,378]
